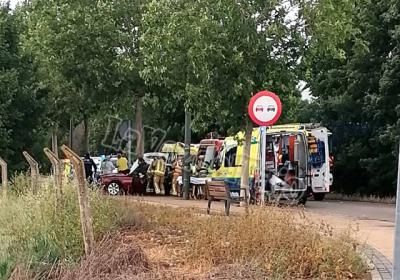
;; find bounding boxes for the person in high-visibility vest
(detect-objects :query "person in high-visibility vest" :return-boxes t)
[116,151,129,174]
[171,156,183,196]
[152,156,166,194]
[63,159,72,181]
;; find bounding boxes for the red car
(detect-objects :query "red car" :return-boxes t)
[101,173,147,195]
[100,152,167,195]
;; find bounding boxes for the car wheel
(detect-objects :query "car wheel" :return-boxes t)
[313,193,325,201]
[106,182,121,196]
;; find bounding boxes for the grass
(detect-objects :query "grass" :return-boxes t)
[0,176,126,280]
[325,192,396,204]
[0,176,369,279]
[114,201,368,280]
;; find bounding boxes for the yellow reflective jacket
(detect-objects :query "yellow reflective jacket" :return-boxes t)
[153,159,166,176]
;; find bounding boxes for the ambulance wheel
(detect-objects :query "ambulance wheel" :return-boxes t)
[313,193,325,201]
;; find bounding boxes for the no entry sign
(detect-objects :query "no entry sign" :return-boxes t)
[248,90,282,126]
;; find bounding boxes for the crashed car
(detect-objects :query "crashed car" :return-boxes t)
[100,152,167,195]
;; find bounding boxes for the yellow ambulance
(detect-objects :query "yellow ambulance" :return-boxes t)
[211,123,332,204]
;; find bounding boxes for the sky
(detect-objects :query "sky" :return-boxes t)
[3,0,18,9]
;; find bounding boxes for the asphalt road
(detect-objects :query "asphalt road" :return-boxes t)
[306,200,395,223]
[306,200,396,262]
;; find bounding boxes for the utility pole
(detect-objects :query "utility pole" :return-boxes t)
[393,143,400,279]
[127,119,132,165]
[183,108,191,200]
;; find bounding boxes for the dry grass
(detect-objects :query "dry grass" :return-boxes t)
[3,179,368,280]
[325,193,395,204]
[54,201,368,280]
[0,177,128,280]
[57,234,150,280]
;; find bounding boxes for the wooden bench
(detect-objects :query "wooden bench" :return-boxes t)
[206,180,247,216]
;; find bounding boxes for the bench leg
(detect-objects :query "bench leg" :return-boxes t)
[207,198,212,214]
[225,200,231,216]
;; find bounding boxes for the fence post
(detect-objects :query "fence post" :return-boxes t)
[44,148,63,197]
[61,145,94,256]
[0,157,7,198]
[22,151,39,194]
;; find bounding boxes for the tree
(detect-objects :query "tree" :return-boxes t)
[140,0,304,199]
[302,0,400,195]
[24,0,147,155]
[0,3,48,171]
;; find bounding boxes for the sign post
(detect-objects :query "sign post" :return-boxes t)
[248,91,282,205]
[260,126,267,204]
[393,143,400,279]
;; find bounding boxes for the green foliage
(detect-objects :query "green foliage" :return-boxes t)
[140,0,304,133]
[0,3,48,171]
[23,0,148,153]
[302,0,400,195]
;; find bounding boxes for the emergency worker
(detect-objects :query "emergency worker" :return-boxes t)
[152,156,166,194]
[171,156,183,196]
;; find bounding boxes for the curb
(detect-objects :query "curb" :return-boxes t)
[362,245,392,280]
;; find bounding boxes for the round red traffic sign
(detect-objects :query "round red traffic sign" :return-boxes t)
[248,90,282,126]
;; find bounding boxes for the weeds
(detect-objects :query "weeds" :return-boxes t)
[0,176,368,280]
[0,177,125,280]
[119,202,367,280]
[325,193,395,204]
[58,233,150,280]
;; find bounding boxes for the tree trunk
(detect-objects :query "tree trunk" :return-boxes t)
[83,117,90,153]
[69,118,73,148]
[135,96,144,158]
[240,119,253,208]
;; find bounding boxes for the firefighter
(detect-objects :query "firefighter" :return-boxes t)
[152,156,166,195]
[171,156,183,196]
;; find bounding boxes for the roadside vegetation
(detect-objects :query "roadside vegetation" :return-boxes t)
[325,193,396,204]
[0,176,368,280]
[0,176,125,280]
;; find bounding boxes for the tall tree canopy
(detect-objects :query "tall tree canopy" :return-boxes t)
[141,0,304,132]
[24,0,146,154]
[303,0,400,195]
[0,3,47,170]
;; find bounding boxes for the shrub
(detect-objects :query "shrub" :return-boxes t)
[9,173,31,196]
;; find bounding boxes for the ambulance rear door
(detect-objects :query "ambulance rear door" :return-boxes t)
[309,127,331,193]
